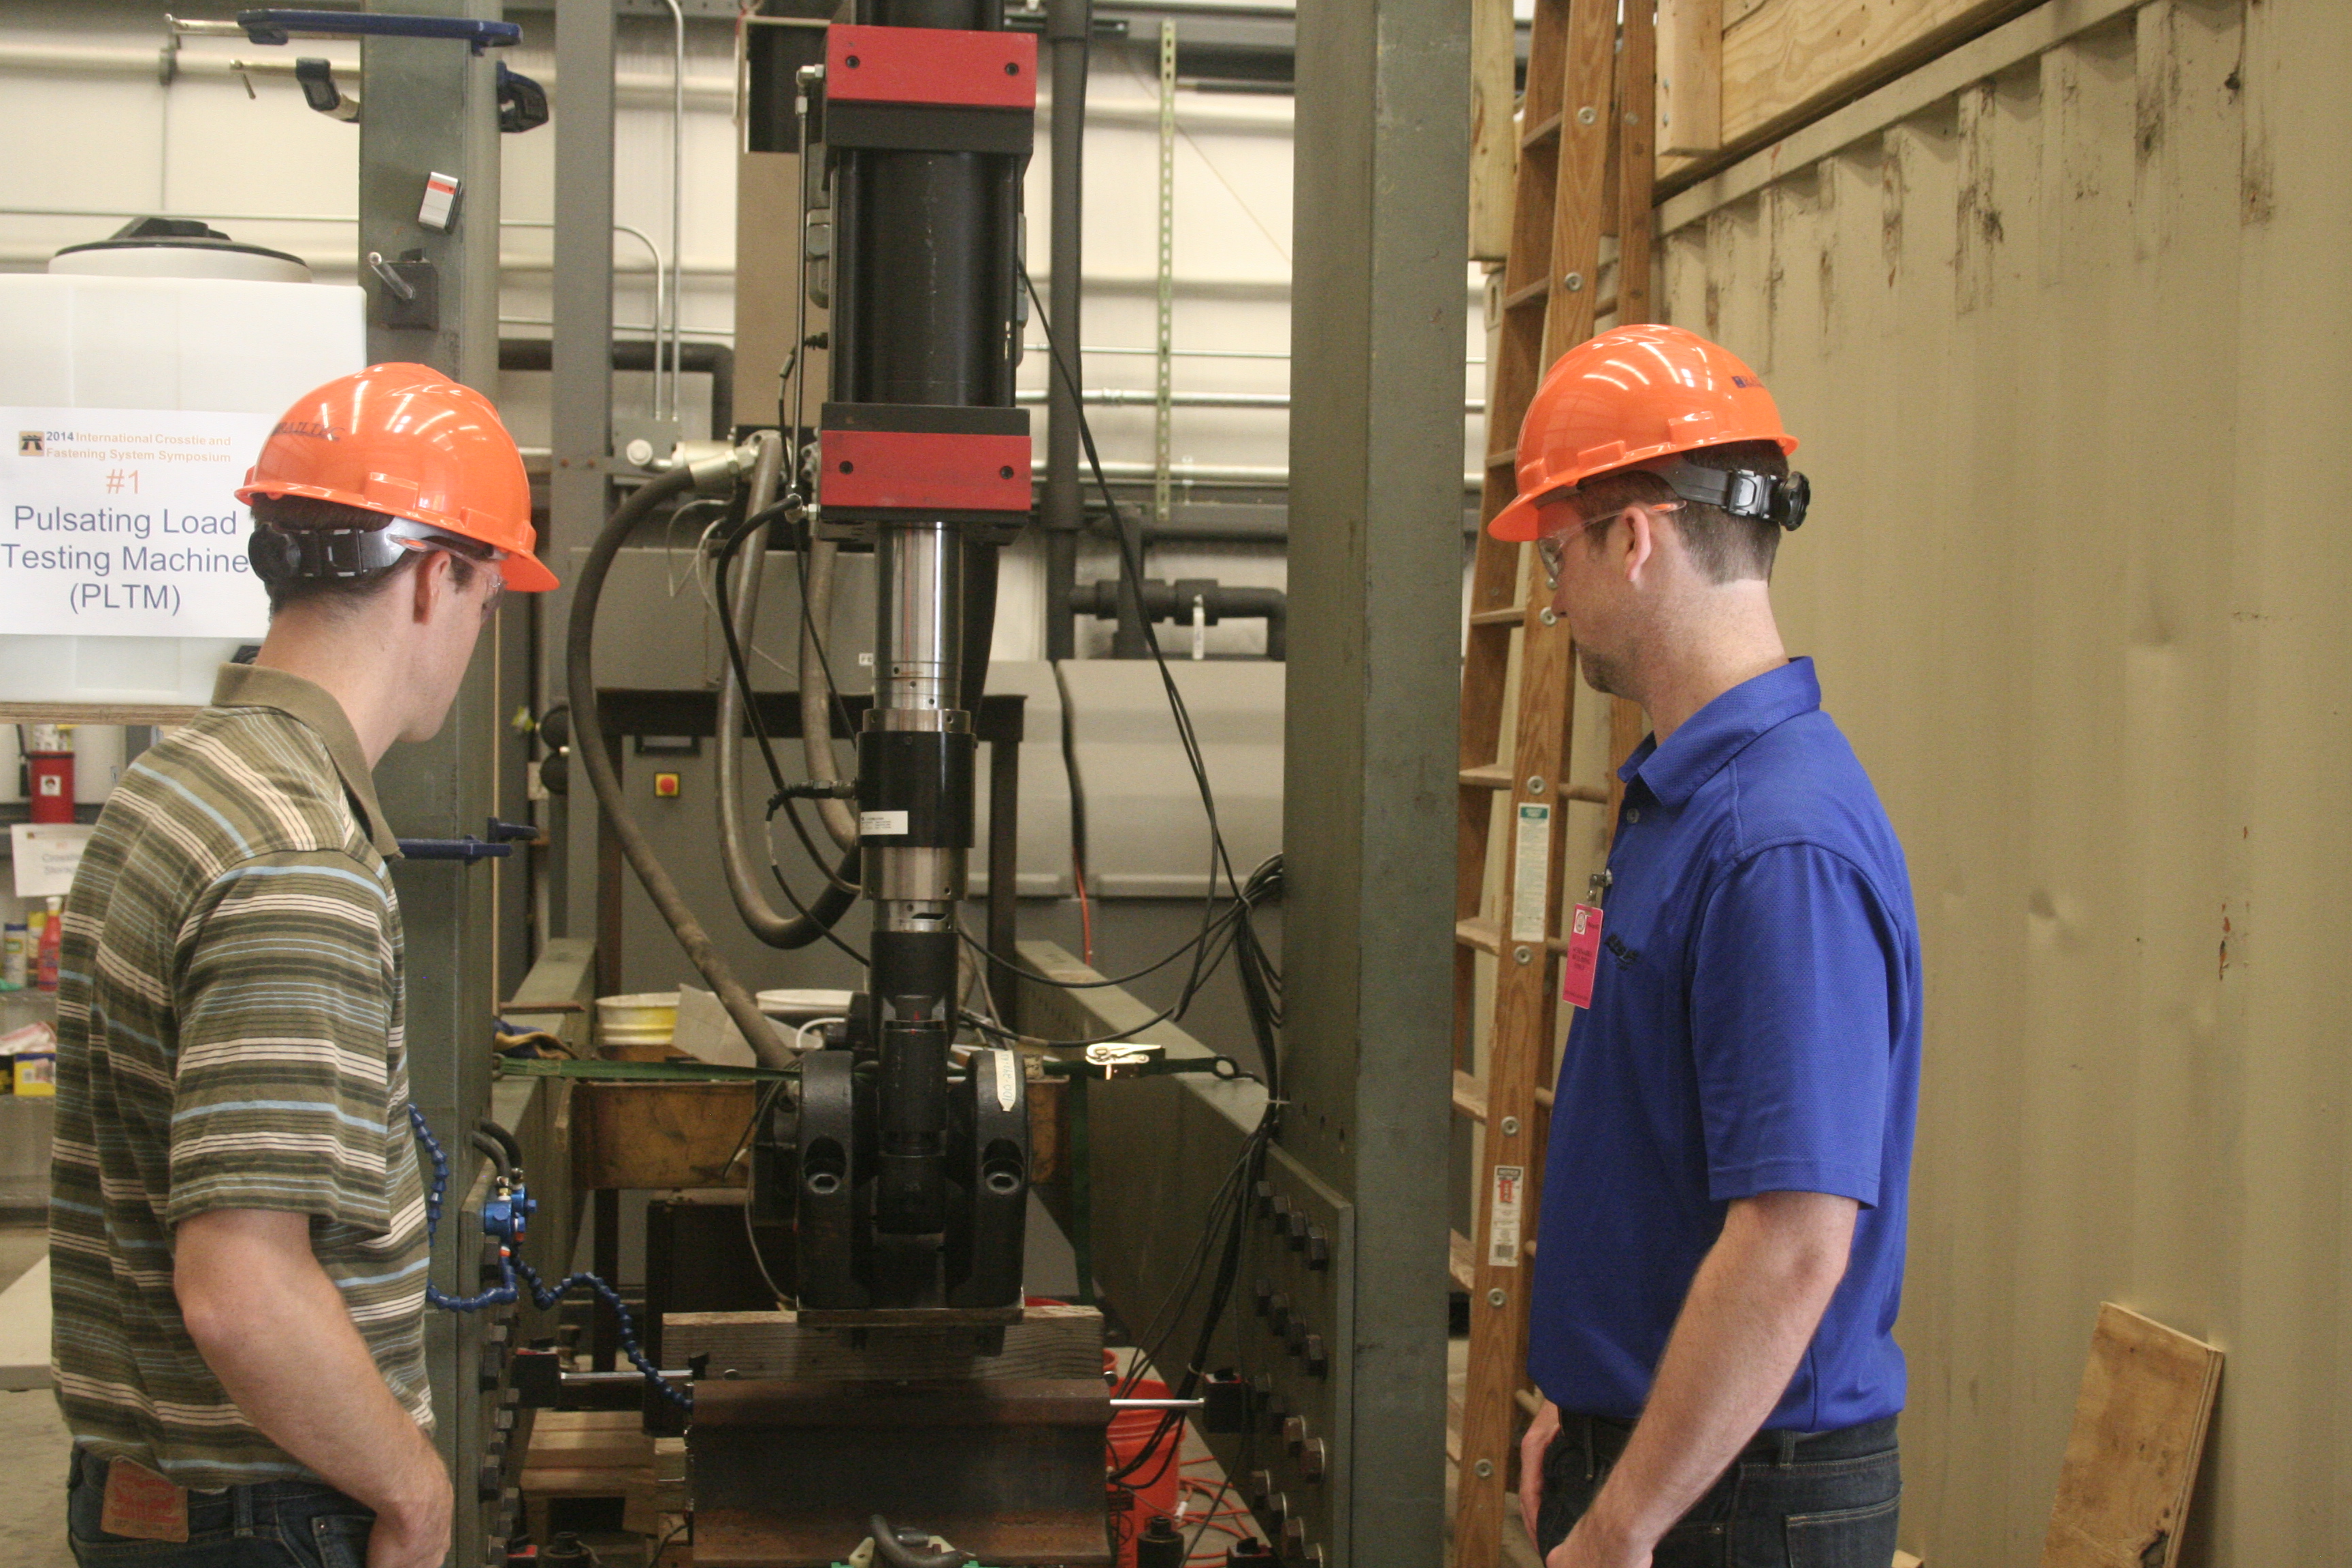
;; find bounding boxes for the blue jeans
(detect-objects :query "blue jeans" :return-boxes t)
[1535,1414,1900,1568]
[65,1449,379,1568]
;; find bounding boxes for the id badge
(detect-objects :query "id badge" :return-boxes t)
[1561,903,1604,1010]
[99,1456,190,1543]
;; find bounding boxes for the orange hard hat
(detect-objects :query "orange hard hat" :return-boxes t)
[1489,325,1799,542]
[236,362,556,591]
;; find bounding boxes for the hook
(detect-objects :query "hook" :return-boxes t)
[366,251,416,301]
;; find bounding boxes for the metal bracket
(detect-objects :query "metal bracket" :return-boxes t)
[233,10,521,54]
[367,249,438,331]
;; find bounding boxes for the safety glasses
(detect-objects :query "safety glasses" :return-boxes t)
[1534,500,1682,588]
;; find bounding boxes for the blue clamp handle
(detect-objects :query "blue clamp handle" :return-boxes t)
[235,10,522,52]
[397,817,540,862]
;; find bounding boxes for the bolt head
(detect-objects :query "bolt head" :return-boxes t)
[1526,775,1546,794]
[1474,1458,1495,1477]
[1500,1115,1520,1136]
[1577,104,1597,125]
[1514,945,1533,965]
[1540,607,1558,626]
[1487,1287,1507,1307]
[1564,272,1586,292]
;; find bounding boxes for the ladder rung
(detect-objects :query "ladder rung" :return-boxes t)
[1468,604,1524,626]
[1453,1070,1488,1124]
[1455,918,1501,956]
[1565,783,1609,806]
[1449,1229,1477,1292]
[1486,448,1518,470]
[1524,1238,1538,1260]
[1458,763,1513,791]
[1519,110,1564,149]
[1514,1386,1544,1416]
[1534,1084,1554,1109]
[1501,276,1550,312]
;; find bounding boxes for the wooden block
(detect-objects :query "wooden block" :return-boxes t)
[525,1426,654,1470]
[2040,1303,2222,1568]
[521,1467,646,1498]
[571,1079,757,1190]
[1658,0,1723,157]
[1469,0,1520,261]
[665,1302,1104,1383]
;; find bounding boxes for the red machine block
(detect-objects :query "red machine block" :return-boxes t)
[826,24,1037,111]
[821,427,1034,516]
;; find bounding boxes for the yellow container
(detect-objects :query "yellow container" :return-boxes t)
[13,1051,55,1096]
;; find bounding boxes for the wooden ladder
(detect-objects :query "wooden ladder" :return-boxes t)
[1450,0,1656,1562]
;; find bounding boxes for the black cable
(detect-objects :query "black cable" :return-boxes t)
[566,467,835,1064]
[706,493,864,958]
[789,530,861,771]
[1021,263,1256,1038]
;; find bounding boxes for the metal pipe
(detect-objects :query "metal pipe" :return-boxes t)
[1043,0,1091,662]
[1026,342,1492,366]
[660,0,687,425]
[1015,387,1486,412]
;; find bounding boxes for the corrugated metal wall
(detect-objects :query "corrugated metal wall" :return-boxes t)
[1651,0,2352,1560]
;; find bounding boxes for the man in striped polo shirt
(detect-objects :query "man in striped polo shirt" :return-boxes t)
[50,365,557,1568]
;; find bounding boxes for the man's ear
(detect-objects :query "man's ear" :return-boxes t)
[1619,504,1661,585]
[408,547,448,625]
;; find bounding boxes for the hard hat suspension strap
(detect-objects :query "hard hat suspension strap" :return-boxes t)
[248,516,500,583]
[1654,461,1812,532]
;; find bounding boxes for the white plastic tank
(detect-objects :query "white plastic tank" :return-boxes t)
[0,219,364,705]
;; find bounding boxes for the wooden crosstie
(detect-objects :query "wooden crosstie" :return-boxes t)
[1450,0,1656,1562]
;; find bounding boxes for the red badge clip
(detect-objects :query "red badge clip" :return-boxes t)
[1561,903,1604,1010]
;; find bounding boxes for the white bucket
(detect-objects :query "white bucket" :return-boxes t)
[596,992,679,1045]
[757,988,856,1024]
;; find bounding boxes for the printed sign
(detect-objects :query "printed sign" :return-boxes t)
[12,823,93,898]
[1509,801,1553,944]
[1,408,270,638]
[1486,1163,1526,1268]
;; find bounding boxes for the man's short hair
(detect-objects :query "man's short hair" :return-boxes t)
[1573,439,1791,585]
[248,495,479,617]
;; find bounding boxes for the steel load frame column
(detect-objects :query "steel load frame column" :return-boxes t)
[356,0,506,1557]
[550,0,618,945]
[1041,0,1089,662]
[1284,0,1467,1563]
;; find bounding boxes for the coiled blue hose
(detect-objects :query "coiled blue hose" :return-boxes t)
[408,1104,691,1409]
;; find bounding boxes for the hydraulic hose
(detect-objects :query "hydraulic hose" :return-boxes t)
[716,431,861,942]
[868,1518,970,1568]
[566,454,797,1070]
[796,535,860,851]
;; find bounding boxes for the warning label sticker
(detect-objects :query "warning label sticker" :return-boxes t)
[1486,1163,1525,1268]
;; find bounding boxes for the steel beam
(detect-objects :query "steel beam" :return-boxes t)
[1283,0,1468,1564]
[356,1,508,1558]
[550,0,619,943]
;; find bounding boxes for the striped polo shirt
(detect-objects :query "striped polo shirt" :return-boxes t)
[48,662,430,1488]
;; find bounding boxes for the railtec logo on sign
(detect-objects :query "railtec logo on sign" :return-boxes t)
[0,408,271,639]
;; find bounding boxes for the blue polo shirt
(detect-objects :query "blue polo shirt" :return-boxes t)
[1526,658,1921,1433]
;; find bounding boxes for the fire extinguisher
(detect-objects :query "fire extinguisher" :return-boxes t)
[24,725,72,826]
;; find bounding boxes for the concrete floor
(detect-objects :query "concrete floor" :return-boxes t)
[0,1222,71,1568]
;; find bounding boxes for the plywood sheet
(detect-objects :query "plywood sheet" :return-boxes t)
[2042,1304,2221,1568]
[1719,0,2031,150]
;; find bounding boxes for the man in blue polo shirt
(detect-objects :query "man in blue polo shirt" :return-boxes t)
[1486,325,1922,1568]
